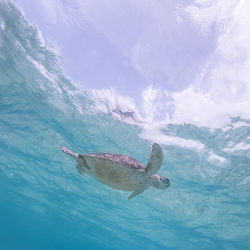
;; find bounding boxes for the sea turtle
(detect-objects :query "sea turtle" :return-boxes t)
[59,143,170,199]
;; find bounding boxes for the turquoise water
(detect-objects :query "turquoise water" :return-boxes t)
[1,1,250,249]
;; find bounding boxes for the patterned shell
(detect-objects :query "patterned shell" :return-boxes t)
[87,153,146,170]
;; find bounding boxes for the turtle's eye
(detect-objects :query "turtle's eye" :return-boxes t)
[160,176,170,186]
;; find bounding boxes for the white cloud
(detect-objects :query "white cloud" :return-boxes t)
[186,0,237,34]
[172,87,226,127]
[142,86,174,123]
[168,0,250,128]
[170,86,250,128]
[134,0,250,129]
[20,0,87,26]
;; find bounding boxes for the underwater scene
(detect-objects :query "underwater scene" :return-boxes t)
[0,1,250,249]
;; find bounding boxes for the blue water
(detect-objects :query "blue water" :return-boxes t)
[1,1,250,249]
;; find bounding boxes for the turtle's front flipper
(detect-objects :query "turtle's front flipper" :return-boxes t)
[145,143,163,176]
[128,187,148,200]
[75,155,90,174]
[77,155,90,169]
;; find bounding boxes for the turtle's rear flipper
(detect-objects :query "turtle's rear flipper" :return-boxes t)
[76,162,86,175]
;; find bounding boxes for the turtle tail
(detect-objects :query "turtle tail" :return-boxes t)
[59,146,78,158]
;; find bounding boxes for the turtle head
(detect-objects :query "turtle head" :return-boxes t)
[150,174,170,189]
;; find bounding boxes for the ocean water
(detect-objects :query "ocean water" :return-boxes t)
[1,1,250,249]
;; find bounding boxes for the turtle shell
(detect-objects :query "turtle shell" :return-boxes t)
[87,153,146,170]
